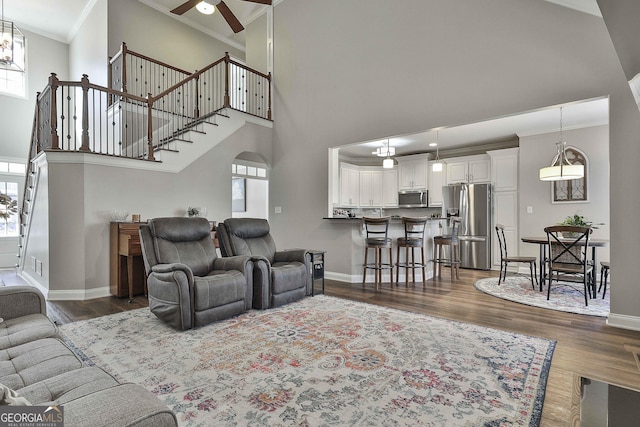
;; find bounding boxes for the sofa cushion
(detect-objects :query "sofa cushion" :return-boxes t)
[0,338,82,390]
[18,367,119,406]
[0,314,57,351]
[271,262,307,294]
[193,270,247,311]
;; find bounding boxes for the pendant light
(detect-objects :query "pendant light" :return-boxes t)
[0,0,25,72]
[432,131,443,172]
[538,107,584,181]
[382,139,394,169]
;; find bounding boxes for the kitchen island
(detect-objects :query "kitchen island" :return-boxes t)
[322,216,450,284]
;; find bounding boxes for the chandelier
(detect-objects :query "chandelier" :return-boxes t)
[1,0,25,72]
[538,107,584,181]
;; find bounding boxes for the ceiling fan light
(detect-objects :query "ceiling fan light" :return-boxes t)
[196,1,215,15]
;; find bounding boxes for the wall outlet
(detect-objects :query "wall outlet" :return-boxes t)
[275,206,282,214]
[527,206,533,214]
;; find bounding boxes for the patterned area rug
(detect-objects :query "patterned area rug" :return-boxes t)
[59,296,555,426]
[475,276,610,317]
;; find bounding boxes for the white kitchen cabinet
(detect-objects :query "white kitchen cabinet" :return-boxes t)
[340,164,360,207]
[492,191,518,268]
[382,169,398,207]
[359,170,383,207]
[427,161,446,207]
[446,155,491,184]
[398,155,428,190]
[488,148,519,192]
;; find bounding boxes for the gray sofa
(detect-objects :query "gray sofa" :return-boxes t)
[217,218,310,309]
[0,285,177,427]
[139,217,253,330]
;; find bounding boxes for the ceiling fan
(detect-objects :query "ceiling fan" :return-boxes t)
[170,0,272,33]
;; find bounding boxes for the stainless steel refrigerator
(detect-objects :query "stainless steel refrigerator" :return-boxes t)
[441,183,492,270]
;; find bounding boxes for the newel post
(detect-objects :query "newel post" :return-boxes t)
[223,52,230,108]
[80,74,91,152]
[35,92,42,153]
[121,42,128,94]
[48,73,59,150]
[146,93,155,161]
[107,56,113,106]
[267,72,272,120]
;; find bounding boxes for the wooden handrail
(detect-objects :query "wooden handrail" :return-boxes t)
[110,41,192,76]
[151,56,226,102]
[228,58,271,80]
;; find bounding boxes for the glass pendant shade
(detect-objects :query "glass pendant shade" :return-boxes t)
[539,141,584,181]
[432,161,443,172]
[383,157,394,169]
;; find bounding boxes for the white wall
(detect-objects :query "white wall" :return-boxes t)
[0,30,69,160]
[518,125,610,262]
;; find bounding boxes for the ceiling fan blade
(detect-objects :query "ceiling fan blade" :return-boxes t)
[243,0,272,4]
[217,0,245,33]
[171,0,201,15]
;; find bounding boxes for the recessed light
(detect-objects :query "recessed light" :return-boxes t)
[429,143,437,147]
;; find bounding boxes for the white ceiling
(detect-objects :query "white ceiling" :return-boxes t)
[2,0,270,47]
[338,97,609,159]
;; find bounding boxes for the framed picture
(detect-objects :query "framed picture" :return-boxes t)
[232,178,246,212]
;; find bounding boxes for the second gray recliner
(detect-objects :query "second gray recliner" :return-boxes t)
[217,218,310,309]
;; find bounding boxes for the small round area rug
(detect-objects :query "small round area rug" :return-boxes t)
[474,276,610,317]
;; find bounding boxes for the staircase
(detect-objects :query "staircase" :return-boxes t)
[17,44,272,270]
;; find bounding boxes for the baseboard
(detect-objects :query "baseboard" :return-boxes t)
[17,270,49,299]
[46,286,112,301]
[326,270,434,284]
[607,313,640,332]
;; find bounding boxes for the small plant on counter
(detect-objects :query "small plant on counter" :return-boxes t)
[187,207,201,217]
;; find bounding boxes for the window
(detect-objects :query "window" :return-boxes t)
[0,181,19,237]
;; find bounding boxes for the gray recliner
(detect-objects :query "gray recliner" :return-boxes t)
[139,217,253,330]
[217,218,310,309]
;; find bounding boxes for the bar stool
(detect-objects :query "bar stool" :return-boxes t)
[599,261,610,298]
[395,217,428,286]
[362,217,393,289]
[432,218,461,280]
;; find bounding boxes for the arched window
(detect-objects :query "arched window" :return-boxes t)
[553,147,588,202]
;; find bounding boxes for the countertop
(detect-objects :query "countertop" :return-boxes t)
[323,216,449,221]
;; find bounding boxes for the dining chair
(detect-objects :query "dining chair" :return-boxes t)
[599,261,610,299]
[544,225,593,306]
[495,224,537,288]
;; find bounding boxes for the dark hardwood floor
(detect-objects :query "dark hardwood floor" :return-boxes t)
[5,267,640,426]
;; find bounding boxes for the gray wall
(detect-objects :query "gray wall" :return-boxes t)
[69,0,108,85]
[256,0,640,320]
[518,125,610,262]
[107,0,245,71]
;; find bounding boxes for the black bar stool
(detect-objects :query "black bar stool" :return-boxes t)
[362,217,393,290]
[395,217,428,286]
[432,217,461,280]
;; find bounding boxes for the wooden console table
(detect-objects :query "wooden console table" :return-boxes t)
[110,222,146,302]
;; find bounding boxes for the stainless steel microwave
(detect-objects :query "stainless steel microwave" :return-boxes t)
[398,190,428,208]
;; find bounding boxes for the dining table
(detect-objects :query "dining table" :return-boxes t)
[521,236,609,297]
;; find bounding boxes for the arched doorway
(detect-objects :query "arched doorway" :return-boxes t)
[231,152,269,219]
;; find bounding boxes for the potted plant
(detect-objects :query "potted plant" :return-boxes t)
[558,213,602,237]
